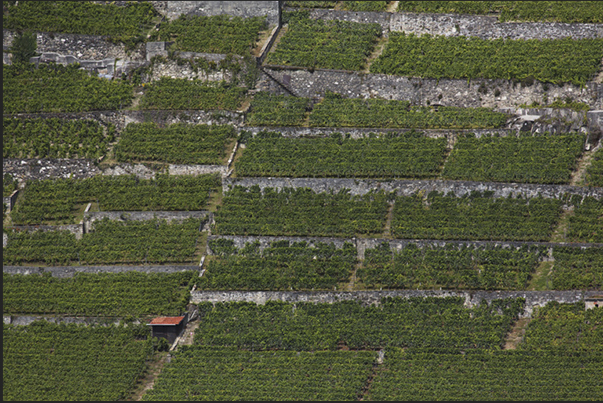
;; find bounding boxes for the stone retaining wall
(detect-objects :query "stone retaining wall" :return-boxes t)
[191,289,600,318]
[6,224,84,240]
[83,211,208,233]
[3,315,141,326]
[3,265,199,277]
[224,177,603,199]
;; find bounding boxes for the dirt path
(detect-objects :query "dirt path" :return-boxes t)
[363,36,388,73]
[503,318,531,350]
[128,352,169,401]
[386,1,399,13]
[382,202,395,238]
[570,145,599,186]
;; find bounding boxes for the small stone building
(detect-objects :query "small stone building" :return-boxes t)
[148,313,188,344]
[585,296,603,310]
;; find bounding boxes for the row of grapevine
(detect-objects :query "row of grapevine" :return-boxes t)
[114,122,236,165]
[3,173,18,198]
[396,1,603,23]
[392,191,563,242]
[265,18,382,71]
[3,218,204,266]
[201,239,357,290]
[371,33,603,86]
[149,15,267,55]
[194,297,524,350]
[3,117,115,160]
[236,131,447,178]
[3,63,134,113]
[3,271,196,316]
[143,347,375,401]
[213,185,390,237]
[551,247,603,290]
[442,132,586,185]
[3,321,153,401]
[566,196,603,243]
[245,92,311,126]
[3,1,158,43]
[585,147,603,187]
[368,348,603,400]
[308,92,509,129]
[139,78,246,111]
[359,242,547,290]
[11,174,220,224]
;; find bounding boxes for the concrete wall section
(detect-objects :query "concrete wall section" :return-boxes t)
[167,1,281,25]
[259,67,601,110]
[224,178,603,199]
[191,290,599,318]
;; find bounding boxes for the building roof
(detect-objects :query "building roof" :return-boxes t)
[148,316,185,326]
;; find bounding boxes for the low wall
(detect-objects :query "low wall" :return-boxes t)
[259,67,601,110]
[206,234,355,254]
[83,211,208,233]
[3,190,19,213]
[3,315,141,326]
[166,1,281,25]
[3,265,200,278]
[224,178,603,199]
[191,289,600,318]
[3,158,102,183]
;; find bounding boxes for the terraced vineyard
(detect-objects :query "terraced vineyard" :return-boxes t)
[3,1,603,401]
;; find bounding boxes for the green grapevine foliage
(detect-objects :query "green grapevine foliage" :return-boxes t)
[566,197,603,243]
[341,1,389,11]
[150,15,267,55]
[201,239,357,290]
[585,147,603,187]
[2,1,158,44]
[392,191,564,241]
[309,92,509,129]
[213,186,390,237]
[371,33,603,86]
[3,321,153,401]
[143,347,375,401]
[245,92,310,126]
[194,297,524,350]
[3,63,134,113]
[358,242,546,290]
[3,173,18,198]
[114,122,235,165]
[236,131,447,178]
[442,132,586,184]
[3,117,115,159]
[140,78,246,111]
[285,1,337,8]
[397,1,603,23]
[551,247,603,290]
[3,271,196,316]
[11,174,220,224]
[3,218,204,265]
[266,18,381,71]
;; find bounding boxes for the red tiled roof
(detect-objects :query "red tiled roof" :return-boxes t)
[149,316,185,325]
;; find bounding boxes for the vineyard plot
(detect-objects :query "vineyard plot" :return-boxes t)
[236,131,447,178]
[11,174,220,224]
[3,1,158,41]
[3,271,196,316]
[266,18,381,71]
[213,185,390,237]
[566,196,603,243]
[551,246,603,290]
[392,191,564,241]
[3,63,134,113]
[370,33,603,86]
[142,347,376,401]
[367,348,603,401]
[245,92,310,126]
[114,122,236,165]
[150,14,267,55]
[201,239,357,290]
[194,297,524,350]
[358,242,546,290]
[3,117,115,160]
[3,218,205,266]
[441,133,586,185]
[396,1,603,23]
[139,78,246,111]
[3,322,153,401]
[585,147,603,187]
[309,92,509,129]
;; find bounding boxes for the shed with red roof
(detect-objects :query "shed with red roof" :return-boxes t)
[147,313,188,344]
